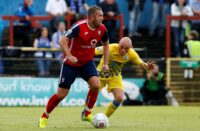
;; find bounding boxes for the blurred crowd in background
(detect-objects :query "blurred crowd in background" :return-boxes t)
[0,0,200,76]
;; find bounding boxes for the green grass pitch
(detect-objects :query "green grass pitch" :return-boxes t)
[0,106,199,131]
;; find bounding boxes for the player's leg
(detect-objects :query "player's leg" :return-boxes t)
[80,61,99,122]
[40,88,69,119]
[86,76,100,112]
[39,87,69,128]
[105,75,124,117]
[39,63,77,128]
[105,88,123,117]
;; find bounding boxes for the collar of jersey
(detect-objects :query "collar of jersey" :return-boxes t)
[87,20,96,31]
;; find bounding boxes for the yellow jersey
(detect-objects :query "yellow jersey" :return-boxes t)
[95,43,143,79]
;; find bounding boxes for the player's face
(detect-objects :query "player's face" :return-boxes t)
[93,10,104,27]
[119,44,130,55]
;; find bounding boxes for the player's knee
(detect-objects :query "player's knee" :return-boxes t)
[115,95,124,103]
[56,92,67,100]
[88,77,100,92]
[90,85,100,92]
[57,94,66,100]
[57,86,70,99]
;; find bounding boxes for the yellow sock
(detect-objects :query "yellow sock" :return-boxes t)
[105,102,118,118]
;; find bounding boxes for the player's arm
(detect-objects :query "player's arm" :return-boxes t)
[102,42,109,65]
[101,30,110,71]
[60,36,72,57]
[129,48,155,71]
[140,61,155,71]
[59,25,79,63]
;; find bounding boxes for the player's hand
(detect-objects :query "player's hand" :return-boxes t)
[67,55,78,64]
[147,61,155,70]
[101,64,109,71]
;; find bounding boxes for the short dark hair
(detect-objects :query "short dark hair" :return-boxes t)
[190,30,199,40]
[88,5,102,17]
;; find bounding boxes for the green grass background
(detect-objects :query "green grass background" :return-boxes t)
[0,106,199,131]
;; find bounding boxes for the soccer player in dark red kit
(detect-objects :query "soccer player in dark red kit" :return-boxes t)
[39,5,109,128]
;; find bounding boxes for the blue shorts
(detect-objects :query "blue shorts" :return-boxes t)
[58,60,98,89]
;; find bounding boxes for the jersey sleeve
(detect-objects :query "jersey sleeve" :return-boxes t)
[95,46,103,55]
[64,24,80,39]
[101,28,109,43]
[128,48,143,65]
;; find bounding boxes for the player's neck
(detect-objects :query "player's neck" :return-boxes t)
[87,21,95,30]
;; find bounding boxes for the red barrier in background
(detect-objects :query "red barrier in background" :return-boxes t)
[2,14,124,47]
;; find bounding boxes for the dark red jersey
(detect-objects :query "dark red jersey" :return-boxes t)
[64,19,108,66]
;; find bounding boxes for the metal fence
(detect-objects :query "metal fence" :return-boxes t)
[167,58,200,105]
[0,46,148,77]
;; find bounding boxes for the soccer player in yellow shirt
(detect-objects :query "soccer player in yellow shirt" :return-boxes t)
[95,37,155,118]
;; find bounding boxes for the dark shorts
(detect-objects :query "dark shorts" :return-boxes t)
[58,60,98,89]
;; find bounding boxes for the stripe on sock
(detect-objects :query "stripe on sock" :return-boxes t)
[112,100,121,108]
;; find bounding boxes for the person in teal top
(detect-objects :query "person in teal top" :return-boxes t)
[140,64,178,106]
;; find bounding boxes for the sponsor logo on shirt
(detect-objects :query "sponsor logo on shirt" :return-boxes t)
[81,39,97,48]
